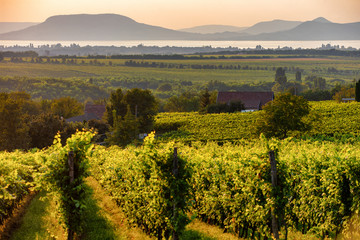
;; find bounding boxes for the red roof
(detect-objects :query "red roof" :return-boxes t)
[217,92,274,110]
[85,103,106,119]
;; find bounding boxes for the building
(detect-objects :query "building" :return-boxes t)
[217,91,274,111]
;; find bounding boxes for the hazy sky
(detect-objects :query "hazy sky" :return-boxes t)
[1,0,360,29]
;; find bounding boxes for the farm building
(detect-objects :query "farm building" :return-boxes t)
[217,91,274,111]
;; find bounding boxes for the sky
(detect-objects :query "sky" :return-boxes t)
[1,0,360,29]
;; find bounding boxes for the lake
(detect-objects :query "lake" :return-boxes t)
[1,40,360,50]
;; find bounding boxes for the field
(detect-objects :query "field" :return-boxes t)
[155,101,360,141]
[1,55,359,101]
[2,125,360,239]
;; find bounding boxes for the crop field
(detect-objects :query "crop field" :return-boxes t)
[155,101,360,141]
[1,56,359,85]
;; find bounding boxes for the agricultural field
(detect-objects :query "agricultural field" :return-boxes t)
[154,101,360,142]
[0,55,359,101]
[2,127,360,239]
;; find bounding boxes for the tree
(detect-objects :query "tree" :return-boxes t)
[107,106,139,147]
[28,113,64,149]
[123,88,158,133]
[106,89,127,127]
[332,86,355,102]
[164,92,199,112]
[50,97,83,119]
[295,71,302,82]
[106,88,158,133]
[275,67,287,85]
[0,93,30,151]
[200,88,211,110]
[255,93,310,139]
[356,79,360,102]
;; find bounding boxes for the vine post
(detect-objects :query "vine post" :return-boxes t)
[269,150,280,240]
[172,147,179,240]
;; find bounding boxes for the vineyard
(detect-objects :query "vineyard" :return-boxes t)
[2,128,360,239]
[155,101,360,142]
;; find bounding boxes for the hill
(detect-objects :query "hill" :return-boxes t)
[246,19,360,40]
[0,14,202,41]
[0,22,39,34]
[241,19,302,35]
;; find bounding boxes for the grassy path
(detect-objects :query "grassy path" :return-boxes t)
[9,177,242,240]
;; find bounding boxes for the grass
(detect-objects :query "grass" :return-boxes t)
[9,177,246,240]
[10,191,67,240]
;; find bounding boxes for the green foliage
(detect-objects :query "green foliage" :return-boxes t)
[295,70,302,82]
[206,101,244,114]
[275,67,287,85]
[300,89,332,101]
[199,88,211,111]
[88,137,360,239]
[107,106,139,147]
[50,96,84,119]
[0,150,40,225]
[40,130,95,236]
[356,79,360,102]
[90,133,192,239]
[305,75,327,90]
[156,101,360,142]
[28,113,64,149]
[164,92,200,112]
[106,88,158,133]
[255,93,311,139]
[332,86,355,102]
[0,92,30,151]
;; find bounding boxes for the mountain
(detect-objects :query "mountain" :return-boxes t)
[241,19,302,35]
[312,17,332,23]
[0,14,359,41]
[179,25,248,34]
[0,14,202,40]
[0,22,39,34]
[241,18,360,40]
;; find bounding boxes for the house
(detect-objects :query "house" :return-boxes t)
[217,91,274,111]
[66,103,106,123]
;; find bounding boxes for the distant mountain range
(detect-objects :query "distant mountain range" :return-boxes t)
[0,14,359,41]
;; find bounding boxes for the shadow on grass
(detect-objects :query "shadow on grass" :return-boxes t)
[80,187,118,240]
[181,229,216,240]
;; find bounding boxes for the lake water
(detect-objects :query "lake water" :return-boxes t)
[1,40,360,50]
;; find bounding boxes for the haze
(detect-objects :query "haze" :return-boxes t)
[0,0,360,29]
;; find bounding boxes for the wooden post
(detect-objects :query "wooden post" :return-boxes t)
[68,151,74,240]
[172,147,179,240]
[269,150,279,240]
[68,151,74,184]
